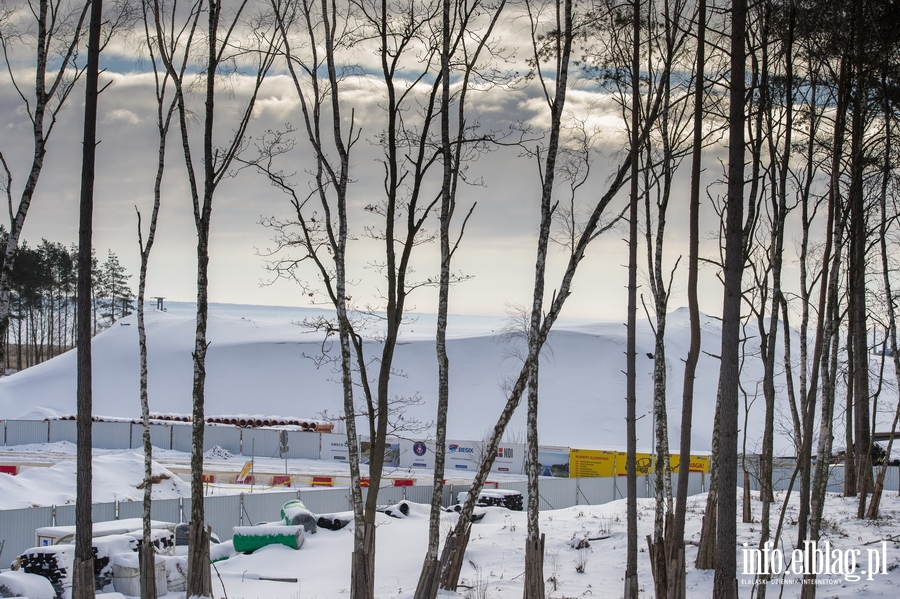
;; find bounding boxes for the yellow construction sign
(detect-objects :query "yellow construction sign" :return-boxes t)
[236,460,253,483]
[568,449,710,477]
[569,449,617,477]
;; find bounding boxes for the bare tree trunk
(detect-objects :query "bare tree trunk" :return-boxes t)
[867,76,896,520]
[848,0,871,517]
[713,0,746,595]
[437,5,673,589]
[151,1,276,593]
[414,2,504,595]
[135,8,174,592]
[696,384,721,570]
[670,1,705,589]
[624,2,641,598]
[414,1,454,595]
[73,0,102,595]
[521,1,573,595]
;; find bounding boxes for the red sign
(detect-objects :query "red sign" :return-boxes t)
[0,465,17,475]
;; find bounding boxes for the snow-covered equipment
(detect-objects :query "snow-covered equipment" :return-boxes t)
[316,514,350,531]
[232,525,305,553]
[281,499,318,533]
[15,545,73,599]
[379,500,412,518]
[443,504,487,522]
[34,518,175,547]
[456,488,524,511]
[0,571,56,599]
[127,527,175,555]
[210,540,237,563]
[90,534,139,589]
[109,552,167,597]
[174,522,220,546]
[17,531,154,597]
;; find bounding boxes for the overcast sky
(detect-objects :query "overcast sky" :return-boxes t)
[0,3,798,322]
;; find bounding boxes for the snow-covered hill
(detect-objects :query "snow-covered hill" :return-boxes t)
[0,303,795,453]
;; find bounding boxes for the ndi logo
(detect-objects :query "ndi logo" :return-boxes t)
[741,541,889,583]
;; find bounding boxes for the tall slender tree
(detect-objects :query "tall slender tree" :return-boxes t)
[713,0,746,596]
[149,0,279,594]
[624,0,640,596]
[0,0,90,377]
[670,0,705,594]
[74,0,103,595]
[135,0,181,593]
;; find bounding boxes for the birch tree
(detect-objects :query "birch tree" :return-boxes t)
[414,0,505,596]
[0,0,92,376]
[148,0,279,594]
[437,0,674,590]
[134,0,182,594]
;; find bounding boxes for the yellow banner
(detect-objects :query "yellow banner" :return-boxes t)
[568,450,710,477]
[615,452,653,476]
[569,448,616,478]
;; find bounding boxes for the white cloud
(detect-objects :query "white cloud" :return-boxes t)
[103,108,142,125]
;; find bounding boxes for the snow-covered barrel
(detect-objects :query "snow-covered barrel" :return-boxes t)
[110,553,167,597]
[281,500,318,533]
[232,525,305,553]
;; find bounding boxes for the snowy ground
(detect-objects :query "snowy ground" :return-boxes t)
[3,304,899,597]
[4,445,900,598]
[194,491,900,599]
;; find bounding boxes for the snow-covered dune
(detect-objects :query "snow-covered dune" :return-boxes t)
[0,304,781,453]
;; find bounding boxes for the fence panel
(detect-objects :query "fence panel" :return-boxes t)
[92,502,118,524]
[240,429,280,459]
[131,423,175,451]
[445,483,472,507]
[1,420,4,445]
[158,498,186,524]
[116,500,142,521]
[687,472,706,496]
[93,421,132,450]
[826,465,846,493]
[115,497,185,524]
[4,420,48,446]
[171,424,193,454]
[240,491,298,527]
[205,426,242,455]
[285,431,320,460]
[576,477,617,505]
[884,465,900,493]
[637,476,652,499]
[203,494,242,542]
[537,477,577,511]
[0,506,55,563]
[369,486,406,508]
[54,505,76,527]
[296,487,353,515]
[399,485,433,504]
[1,471,722,568]
[48,420,77,444]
